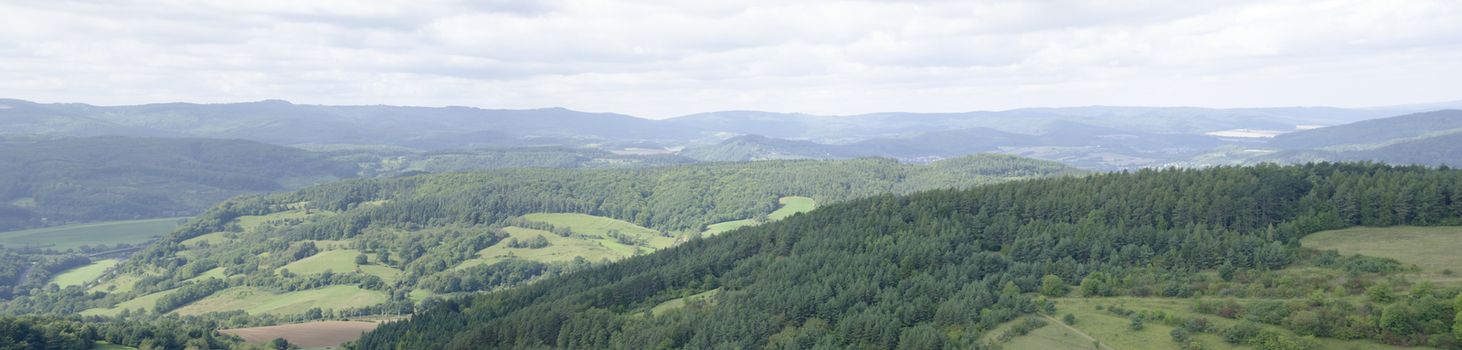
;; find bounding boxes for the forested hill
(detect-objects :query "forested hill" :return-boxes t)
[354,163,1462,349]
[0,136,356,230]
[1,155,1077,319]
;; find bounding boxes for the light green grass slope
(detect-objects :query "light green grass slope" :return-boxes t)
[49,259,118,288]
[1302,226,1462,284]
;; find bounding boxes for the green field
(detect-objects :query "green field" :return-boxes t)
[80,288,176,317]
[180,232,232,247]
[994,298,1425,350]
[49,259,119,288]
[185,267,228,283]
[89,273,142,293]
[649,288,720,316]
[768,196,816,220]
[703,219,757,236]
[1302,226,1462,283]
[0,217,184,250]
[470,227,627,265]
[172,286,387,316]
[279,249,402,282]
[235,210,321,233]
[522,213,674,248]
[703,196,818,236]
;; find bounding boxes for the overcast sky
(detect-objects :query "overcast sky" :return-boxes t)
[2,0,1460,118]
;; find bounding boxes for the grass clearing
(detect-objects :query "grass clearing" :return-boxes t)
[1302,226,1462,284]
[703,219,756,236]
[1025,297,1427,350]
[0,217,183,250]
[185,267,227,283]
[768,196,816,220]
[468,227,627,268]
[173,286,387,316]
[279,249,401,282]
[89,273,141,294]
[522,213,674,249]
[235,210,322,233]
[180,232,232,247]
[80,289,176,317]
[49,259,119,288]
[703,196,818,236]
[650,288,720,316]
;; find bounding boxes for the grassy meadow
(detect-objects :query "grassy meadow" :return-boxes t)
[49,259,119,288]
[1301,226,1462,284]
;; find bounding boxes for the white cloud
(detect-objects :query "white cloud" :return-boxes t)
[0,0,1458,118]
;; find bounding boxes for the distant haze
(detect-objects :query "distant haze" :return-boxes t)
[2,1,1460,118]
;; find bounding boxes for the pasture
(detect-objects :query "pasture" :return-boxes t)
[702,219,756,236]
[468,226,626,267]
[80,289,176,317]
[522,213,674,249]
[650,288,720,316]
[0,217,183,250]
[769,196,816,220]
[703,196,818,236]
[49,259,119,288]
[172,285,388,316]
[279,249,402,282]
[994,298,1427,350]
[1301,226,1462,284]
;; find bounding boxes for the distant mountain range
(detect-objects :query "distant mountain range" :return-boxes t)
[2,98,1459,169]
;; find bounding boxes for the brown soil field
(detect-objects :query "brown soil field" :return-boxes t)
[220,321,379,348]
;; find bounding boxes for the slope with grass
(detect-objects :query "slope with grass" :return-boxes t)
[171,286,388,316]
[280,249,402,282]
[1302,226,1462,284]
[703,196,817,236]
[48,259,119,288]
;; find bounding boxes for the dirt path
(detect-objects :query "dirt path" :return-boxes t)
[1041,314,1117,350]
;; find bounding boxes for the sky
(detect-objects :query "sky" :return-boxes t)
[2,0,1460,118]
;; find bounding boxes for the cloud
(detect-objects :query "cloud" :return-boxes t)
[0,0,1459,118]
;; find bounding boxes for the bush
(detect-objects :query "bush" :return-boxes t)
[1129,316,1145,331]
[1222,321,1263,345]
[1063,313,1076,325]
[1171,327,1190,343]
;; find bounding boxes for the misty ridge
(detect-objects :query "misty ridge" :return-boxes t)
[5,97,1462,171]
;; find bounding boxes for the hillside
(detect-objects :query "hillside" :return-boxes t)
[682,123,1227,169]
[1267,110,1462,150]
[0,137,357,232]
[0,156,1080,321]
[0,99,689,149]
[352,163,1462,349]
[1260,133,1462,167]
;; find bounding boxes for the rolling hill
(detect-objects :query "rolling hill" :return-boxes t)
[351,163,1462,349]
[1267,110,1462,150]
[0,137,357,232]
[1,156,1081,323]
